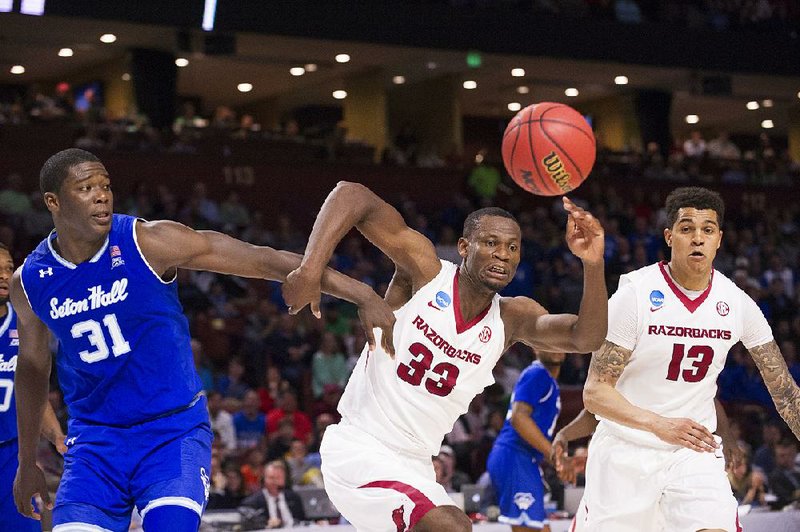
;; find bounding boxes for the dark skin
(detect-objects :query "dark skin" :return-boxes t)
[12,161,395,520]
[282,181,607,530]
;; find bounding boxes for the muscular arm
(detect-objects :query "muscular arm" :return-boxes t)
[510,401,553,461]
[41,401,66,454]
[554,408,599,444]
[10,269,55,517]
[749,340,800,440]
[583,340,717,451]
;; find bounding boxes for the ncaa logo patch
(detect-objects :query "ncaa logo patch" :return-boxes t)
[649,290,665,312]
[479,326,492,343]
[435,291,451,309]
[716,301,730,316]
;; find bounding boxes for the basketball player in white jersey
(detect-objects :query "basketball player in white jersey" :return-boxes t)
[582,186,800,532]
[282,181,608,531]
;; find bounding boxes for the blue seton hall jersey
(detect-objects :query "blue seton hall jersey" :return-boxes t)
[20,214,202,426]
[0,304,19,443]
[493,361,561,462]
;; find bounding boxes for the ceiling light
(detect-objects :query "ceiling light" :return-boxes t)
[426,61,437,70]
[121,73,131,81]
[508,102,522,112]
[511,68,525,77]
[516,86,529,94]
[392,75,406,85]
[746,101,759,110]
[685,114,699,124]
[10,65,25,75]
[304,63,317,72]
[100,34,117,44]
[463,80,477,90]
[58,48,73,57]
[335,54,350,63]
[797,91,800,99]
[614,75,628,85]
[332,90,347,100]
[175,58,189,67]
[237,83,253,93]
[761,119,774,129]
[290,67,305,76]
[565,88,579,97]
[762,99,773,108]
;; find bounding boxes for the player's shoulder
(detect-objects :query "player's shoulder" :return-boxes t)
[618,263,662,289]
[711,269,751,302]
[499,296,547,324]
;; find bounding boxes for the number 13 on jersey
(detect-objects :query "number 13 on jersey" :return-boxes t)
[666,343,714,383]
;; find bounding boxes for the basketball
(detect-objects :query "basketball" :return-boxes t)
[502,102,596,196]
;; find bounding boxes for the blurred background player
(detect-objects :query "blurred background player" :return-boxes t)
[582,186,800,531]
[282,181,607,531]
[487,348,565,532]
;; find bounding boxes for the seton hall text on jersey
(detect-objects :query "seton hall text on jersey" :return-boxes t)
[49,278,129,320]
[412,315,482,364]
[0,354,17,372]
[648,324,732,340]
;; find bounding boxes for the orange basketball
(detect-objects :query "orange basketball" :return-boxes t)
[502,102,596,196]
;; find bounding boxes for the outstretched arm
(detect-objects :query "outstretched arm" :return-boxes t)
[10,270,55,519]
[748,340,800,440]
[507,198,607,353]
[282,181,441,316]
[583,340,717,452]
[136,219,396,352]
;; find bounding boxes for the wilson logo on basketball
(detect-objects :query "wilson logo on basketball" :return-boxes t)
[541,151,572,192]
[479,326,492,343]
[716,301,730,316]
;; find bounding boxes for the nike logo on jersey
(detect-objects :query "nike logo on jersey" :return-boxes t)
[650,306,663,312]
[427,301,443,311]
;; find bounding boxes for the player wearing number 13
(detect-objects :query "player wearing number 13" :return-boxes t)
[11,150,395,532]
[282,182,608,532]
[581,187,800,532]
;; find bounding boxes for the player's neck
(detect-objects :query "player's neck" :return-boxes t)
[456,268,495,320]
[543,363,560,379]
[0,302,8,319]
[52,231,106,265]
[667,261,711,291]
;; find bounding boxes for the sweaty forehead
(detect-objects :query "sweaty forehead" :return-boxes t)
[68,161,109,182]
[675,207,719,225]
[474,215,521,238]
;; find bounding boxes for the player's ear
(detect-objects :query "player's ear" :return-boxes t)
[43,192,59,213]
[717,230,723,249]
[663,228,672,247]
[457,237,469,259]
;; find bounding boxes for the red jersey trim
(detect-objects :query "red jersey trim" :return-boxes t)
[658,261,714,314]
[453,269,492,334]
[358,480,436,529]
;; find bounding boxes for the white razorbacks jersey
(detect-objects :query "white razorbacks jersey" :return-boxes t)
[339,260,506,457]
[600,262,772,449]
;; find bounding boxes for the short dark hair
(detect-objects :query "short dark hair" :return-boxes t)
[664,187,725,228]
[462,207,518,239]
[40,148,100,194]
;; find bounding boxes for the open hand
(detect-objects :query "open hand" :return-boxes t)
[652,416,718,452]
[282,267,322,318]
[551,436,577,484]
[14,463,52,520]
[563,197,604,265]
[721,436,745,470]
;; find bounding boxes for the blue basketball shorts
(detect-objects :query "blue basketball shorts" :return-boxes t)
[53,396,213,532]
[0,438,40,532]
[487,443,548,530]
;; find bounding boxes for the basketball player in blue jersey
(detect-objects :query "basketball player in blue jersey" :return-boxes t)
[282,182,607,532]
[487,349,564,532]
[0,243,66,532]
[11,149,395,532]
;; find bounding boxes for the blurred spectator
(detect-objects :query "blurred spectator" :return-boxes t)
[220,191,251,233]
[437,445,471,493]
[217,356,250,400]
[683,131,707,159]
[239,461,305,529]
[173,101,205,134]
[467,149,503,201]
[615,0,643,23]
[240,447,266,495]
[267,390,313,444]
[208,466,246,510]
[311,331,349,398]
[285,438,323,487]
[0,172,32,217]
[234,390,267,451]
[753,420,784,475]
[208,391,237,454]
[192,338,215,392]
[768,439,800,508]
[728,453,768,506]
[707,131,741,160]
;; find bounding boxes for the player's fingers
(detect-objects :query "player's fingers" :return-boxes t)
[311,301,321,320]
[40,487,53,511]
[18,493,35,519]
[364,325,376,352]
[382,325,396,357]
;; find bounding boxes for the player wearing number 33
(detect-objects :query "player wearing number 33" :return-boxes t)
[281,182,608,532]
[11,150,395,532]
[581,187,800,532]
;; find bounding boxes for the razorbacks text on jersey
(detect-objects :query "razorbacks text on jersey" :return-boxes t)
[20,214,202,426]
[0,303,19,443]
[338,260,506,457]
[600,262,772,448]
[493,360,561,462]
